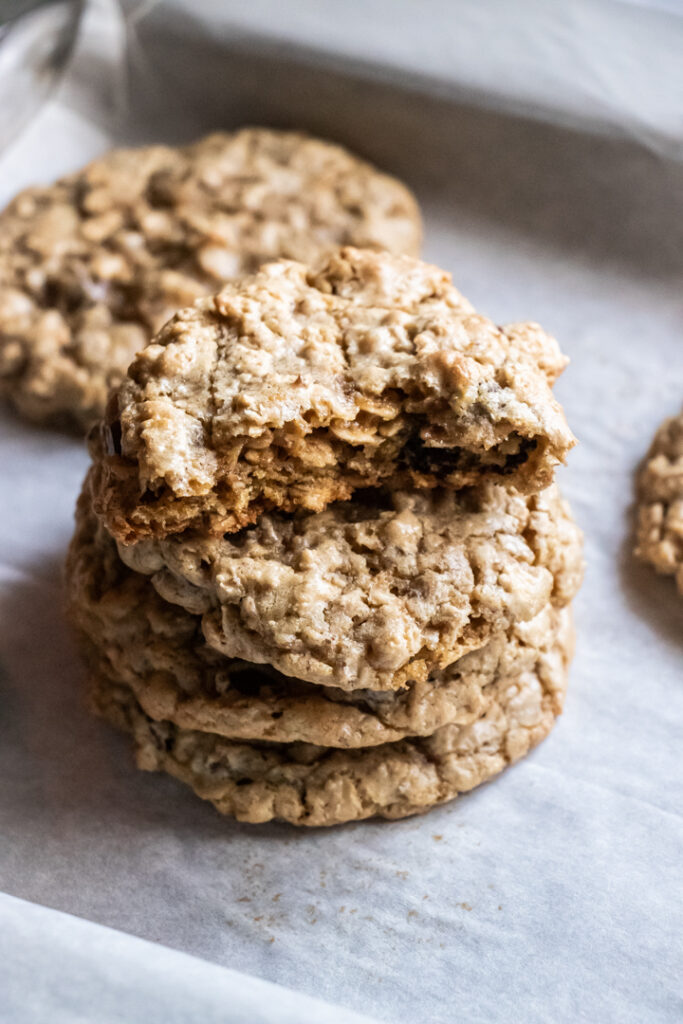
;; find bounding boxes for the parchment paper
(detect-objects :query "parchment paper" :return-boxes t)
[0,893,378,1024]
[1,3,682,1022]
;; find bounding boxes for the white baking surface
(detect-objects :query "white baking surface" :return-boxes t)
[1,3,682,1022]
[0,893,379,1024]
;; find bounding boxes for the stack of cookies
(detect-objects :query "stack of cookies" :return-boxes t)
[67,243,582,827]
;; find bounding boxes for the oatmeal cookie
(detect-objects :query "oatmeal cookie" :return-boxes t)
[113,479,582,691]
[89,641,570,826]
[635,408,683,594]
[66,490,575,747]
[91,247,574,541]
[0,129,421,429]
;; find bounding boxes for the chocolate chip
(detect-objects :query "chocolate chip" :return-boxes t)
[402,434,465,474]
[492,437,538,475]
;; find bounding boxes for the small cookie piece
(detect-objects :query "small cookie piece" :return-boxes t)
[66,489,575,747]
[89,639,570,826]
[91,247,574,541]
[0,129,421,430]
[114,478,583,691]
[635,408,683,593]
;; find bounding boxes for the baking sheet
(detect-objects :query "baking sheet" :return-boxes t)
[1,3,682,1022]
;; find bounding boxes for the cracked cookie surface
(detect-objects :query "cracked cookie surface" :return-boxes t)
[635,408,683,594]
[67,489,576,747]
[89,643,569,826]
[91,247,574,542]
[113,478,582,691]
[0,129,421,430]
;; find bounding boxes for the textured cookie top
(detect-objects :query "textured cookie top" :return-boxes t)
[67,487,573,747]
[116,479,583,691]
[91,643,568,825]
[0,129,421,429]
[93,247,574,541]
[635,408,683,594]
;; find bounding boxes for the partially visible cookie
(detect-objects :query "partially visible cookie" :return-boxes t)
[90,643,569,826]
[635,408,683,594]
[113,478,582,691]
[0,129,421,430]
[91,247,574,542]
[66,487,574,747]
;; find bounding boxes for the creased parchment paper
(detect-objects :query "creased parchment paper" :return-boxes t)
[0,2,682,1022]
